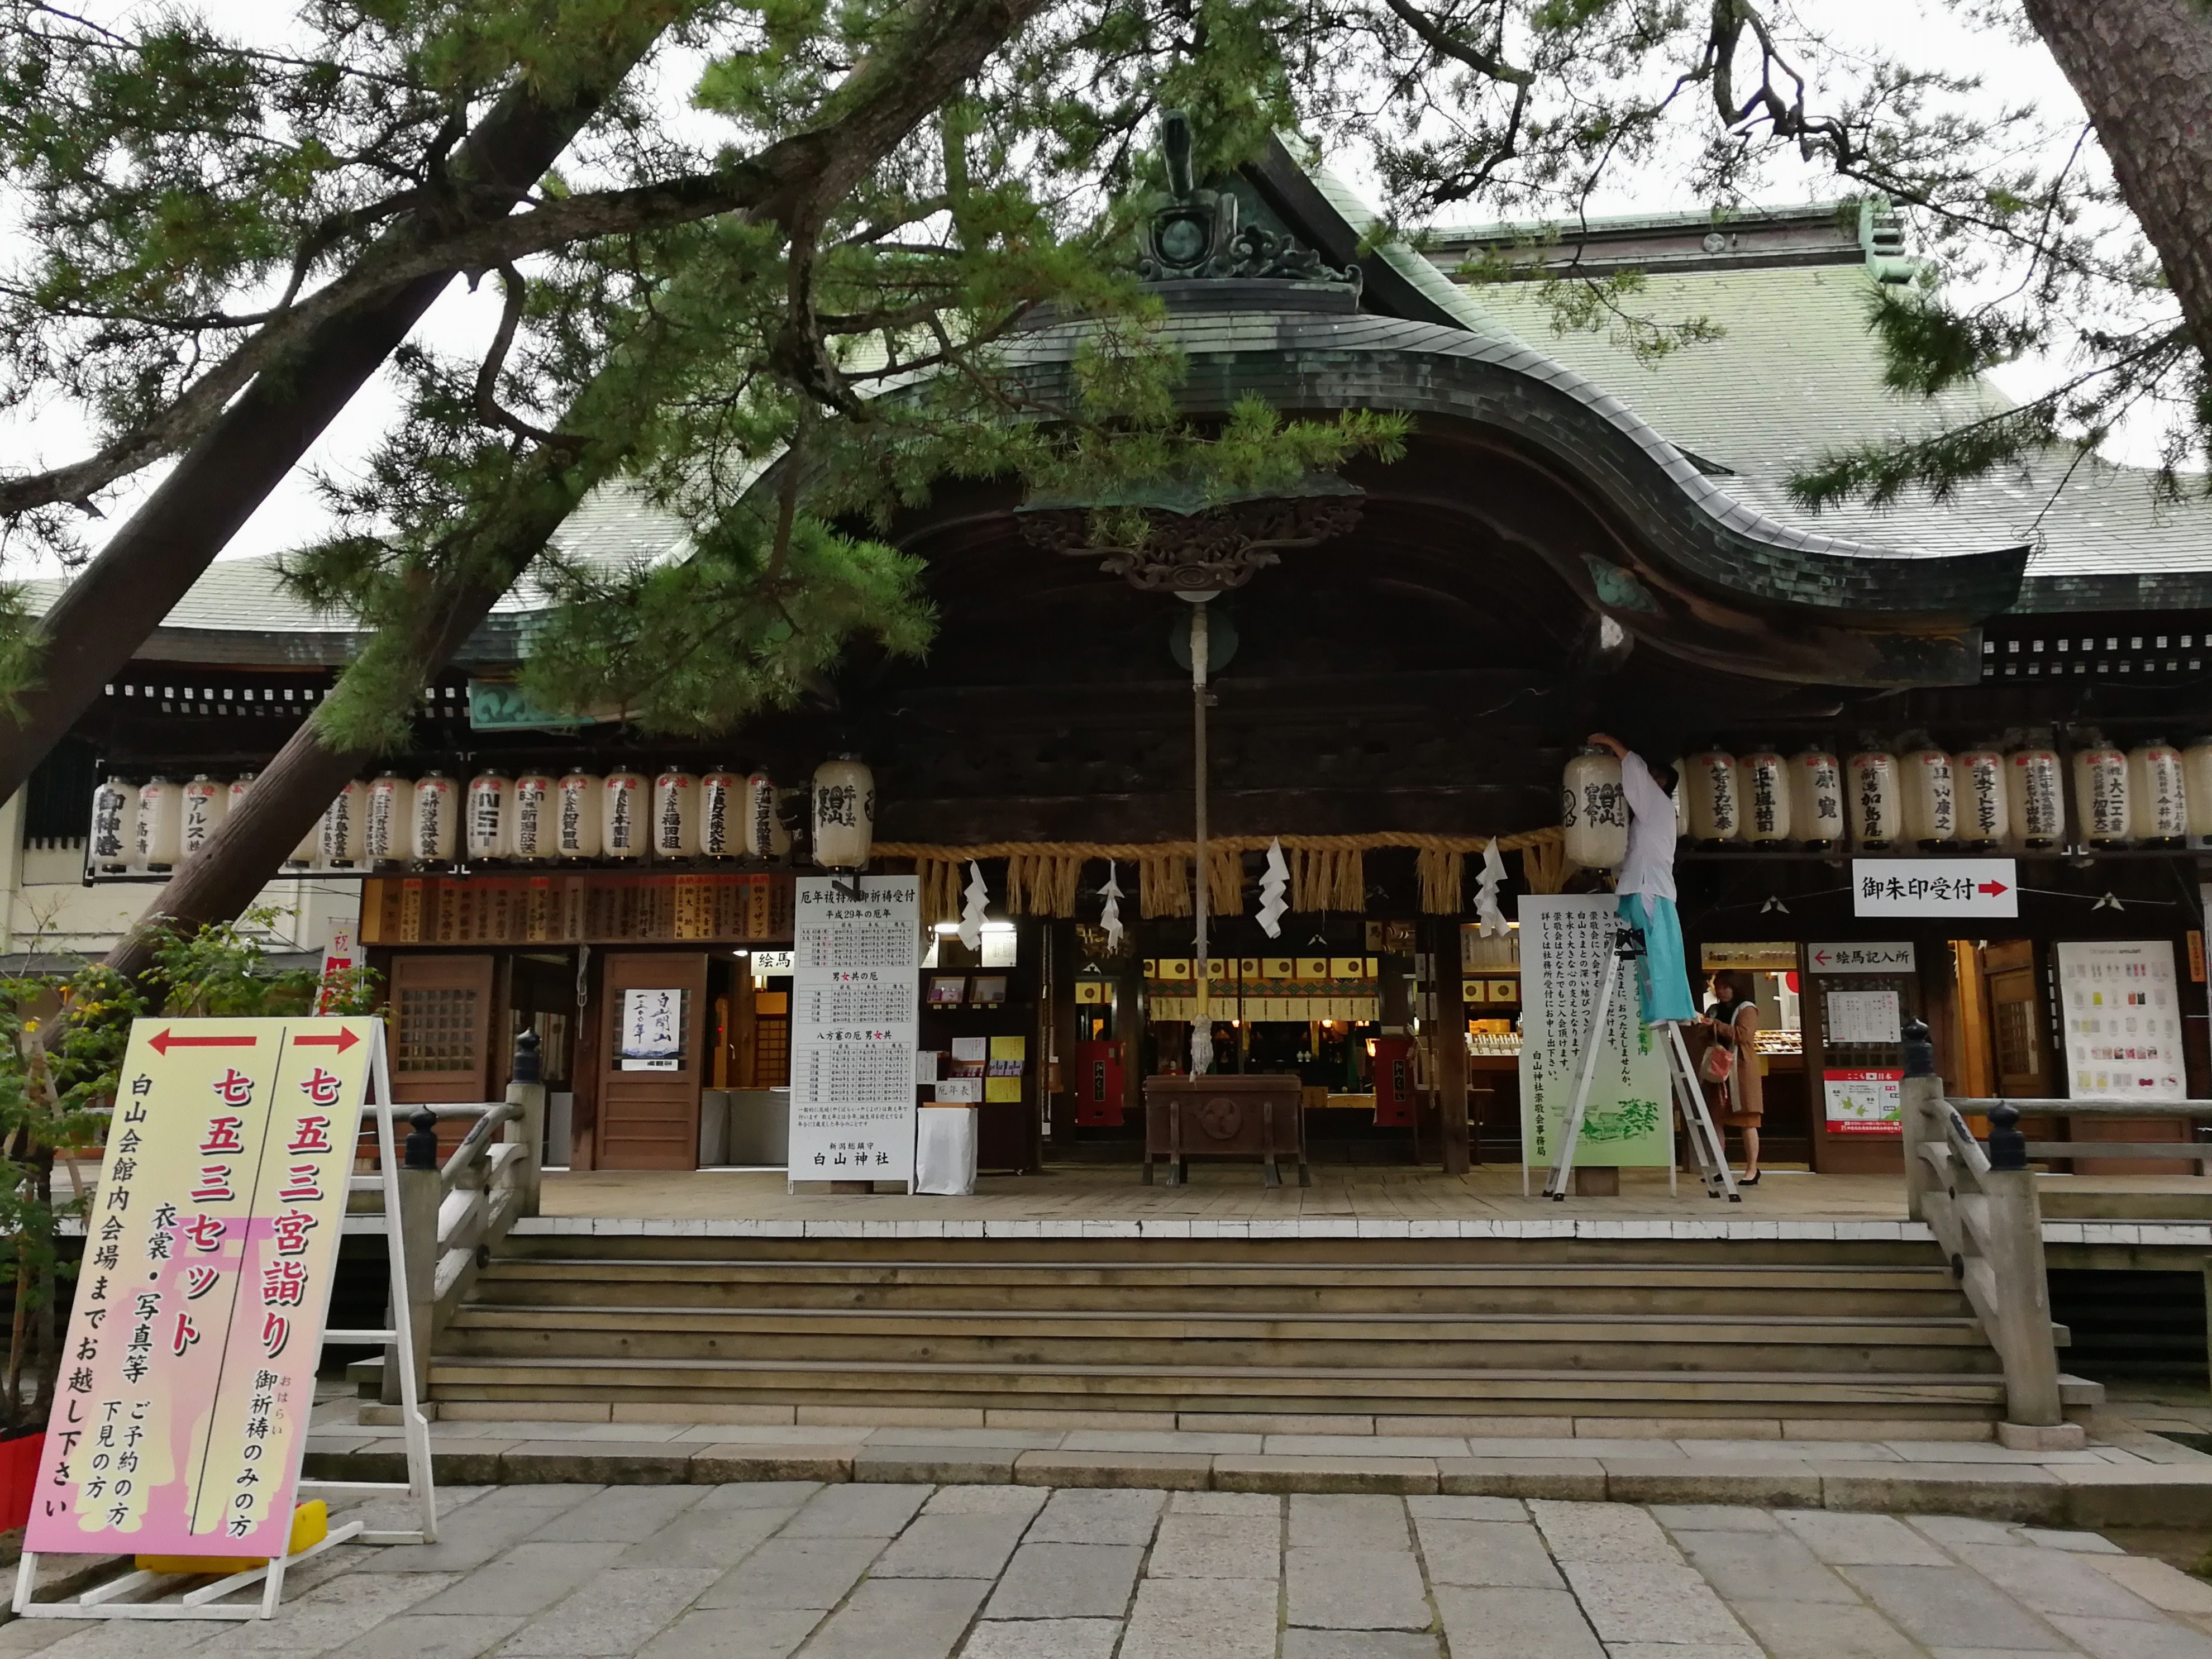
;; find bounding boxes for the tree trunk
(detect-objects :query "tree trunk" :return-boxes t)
[2021,0,2212,373]
[0,13,684,809]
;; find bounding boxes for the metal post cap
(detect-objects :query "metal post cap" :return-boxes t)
[404,1107,441,1171]
[1900,1017,1935,1078]
[1986,1099,2028,1171]
[511,1027,542,1085]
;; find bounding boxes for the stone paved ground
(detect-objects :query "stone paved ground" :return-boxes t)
[9,1484,2212,1658]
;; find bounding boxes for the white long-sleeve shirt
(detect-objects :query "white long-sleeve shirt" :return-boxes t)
[1615,751,1677,903]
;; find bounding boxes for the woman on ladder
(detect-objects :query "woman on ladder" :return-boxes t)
[1701,971,1764,1185]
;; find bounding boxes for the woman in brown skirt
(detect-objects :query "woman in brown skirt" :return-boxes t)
[1703,971,1763,1184]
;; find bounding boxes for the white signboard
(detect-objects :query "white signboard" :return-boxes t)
[1825,989,1901,1046]
[1516,897,1671,1171]
[1805,942,1917,975]
[1852,859,2016,918]
[1823,1068,1903,1134]
[790,875,921,1183]
[618,988,686,1071]
[2057,940,2187,1102]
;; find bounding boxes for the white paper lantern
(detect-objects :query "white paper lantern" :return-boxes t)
[412,770,458,864]
[700,768,742,858]
[1788,750,1843,848]
[2072,742,2131,845]
[2005,745,2064,848]
[811,757,875,870]
[465,770,512,861]
[1685,750,1741,842]
[1901,747,1955,847]
[228,773,255,816]
[1739,748,1791,843]
[1954,747,2009,847]
[2129,740,2187,844]
[134,777,182,868]
[90,777,131,873]
[285,812,319,869]
[601,767,645,860]
[1847,749,1900,848]
[2185,739,2212,841]
[321,780,368,867]
[1560,747,1628,868]
[510,772,554,860]
[743,770,789,858]
[364,772,407,863]
[652,771,700,860]
[181,774,227,860]
[557,771,602,858]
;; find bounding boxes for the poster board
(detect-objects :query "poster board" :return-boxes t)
[1823,1068,1903,1134]
[2056,940,2187,1102]
[1517,897,1671,1170]
[789,875,920,1184]
[27,1019,371,1559]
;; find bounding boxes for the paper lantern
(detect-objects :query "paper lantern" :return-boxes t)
[2129,740,2186,845]
[700,768,742,858]
[654,770,700,859]
[285,810,319,870]
[1560,747,1628,868]
[321,781,368,868]
[2072,742,2130,845]
[134,777,182,868]
[89,778,131,874]
[2186,740,2212,841]
[1685,750,1741,842]
[557,771,602,858]
[601,767,645,860]
[364,773,407,863]
[510,772,553,860]
[1954,747,2008,848]
[811,757,875,870]
[744,771,789,858]
[1739,748,1791,843]
[1901,747,1955,847]
[2005,745,2063,849]
[1789,750,1842,850]
[411,771,458,864]
[1847,749,1900,849]
[228,773,255,816]
[181,774,227,860]
[466,770,512,861]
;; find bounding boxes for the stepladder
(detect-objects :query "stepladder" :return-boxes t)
[1541,922,1741,1203]
[13,1019,437,1622]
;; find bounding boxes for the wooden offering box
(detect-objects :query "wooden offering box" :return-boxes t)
[1142,1074,1309,1187]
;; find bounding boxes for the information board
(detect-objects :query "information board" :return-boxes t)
[1822,1067,1903,1134]
[1851,859,2016,918]
[789,875,920,1183]
[2056,940,2187,1102]
[1517,897,1671,1170]
[28,1019,371,1557]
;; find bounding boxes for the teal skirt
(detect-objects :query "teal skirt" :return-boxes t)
[1618,893,1697,1025]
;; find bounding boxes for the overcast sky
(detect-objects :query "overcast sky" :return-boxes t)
[0,1,2125,577]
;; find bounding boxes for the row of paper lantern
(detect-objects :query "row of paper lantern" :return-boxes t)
[1560,738,2212,867]
[92,759,878,872]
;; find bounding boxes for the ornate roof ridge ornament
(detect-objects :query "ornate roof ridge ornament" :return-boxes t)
[1017,475,1365,593]
[1137,111,1361,292]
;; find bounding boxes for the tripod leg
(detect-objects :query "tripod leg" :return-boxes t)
[1544,945,1622,1200]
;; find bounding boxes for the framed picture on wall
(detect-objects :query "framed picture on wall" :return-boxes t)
[927,974,968,1005]
[971,975,1009,1005]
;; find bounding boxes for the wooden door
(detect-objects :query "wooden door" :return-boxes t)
[598,952,709,1169]
[1985,941,2051,1098]
[389,955,495,1103]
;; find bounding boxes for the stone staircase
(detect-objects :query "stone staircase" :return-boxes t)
[376,1232,2104,1428]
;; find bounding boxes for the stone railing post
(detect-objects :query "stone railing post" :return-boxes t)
[1899,1018,1943,1223]
[506,1028,546,1217]
[382,1107,442,1408]
[1983,1101,2068,1436]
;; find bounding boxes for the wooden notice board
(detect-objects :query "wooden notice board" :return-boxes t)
[597,951,709,1169]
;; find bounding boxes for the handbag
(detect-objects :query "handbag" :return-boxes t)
[1699,1033,1735,1085]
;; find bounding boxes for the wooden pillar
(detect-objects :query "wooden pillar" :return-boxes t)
[1432,917,1471,1175]
[569,947,602,1170]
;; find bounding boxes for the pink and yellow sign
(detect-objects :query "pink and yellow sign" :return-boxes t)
[27,1018,373,1557]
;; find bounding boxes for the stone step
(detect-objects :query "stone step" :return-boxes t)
[425,1352,2016,1418]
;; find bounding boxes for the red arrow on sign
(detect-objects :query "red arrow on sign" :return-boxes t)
[1811,950,1832,966]
[1976,880,2009,897]
[148,1029,258,1055]
[292,1028,360,1053]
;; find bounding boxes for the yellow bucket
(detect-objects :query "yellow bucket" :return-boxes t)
[136,1500,327,1576]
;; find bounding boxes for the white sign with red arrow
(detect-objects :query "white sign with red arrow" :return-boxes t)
[1851,858,2019,918]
